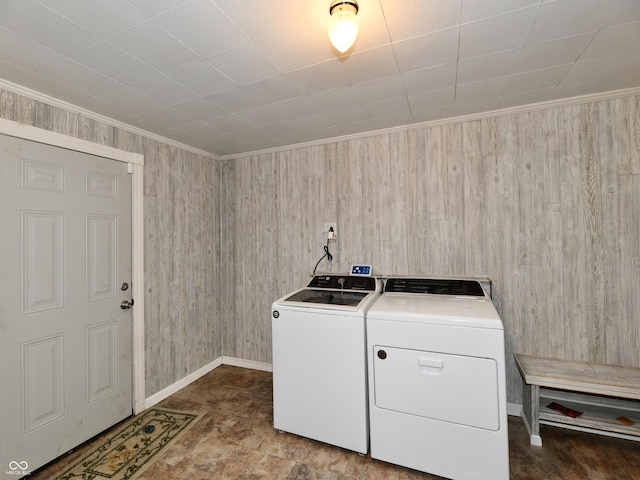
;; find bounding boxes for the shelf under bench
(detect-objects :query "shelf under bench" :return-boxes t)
[514,353,640,446]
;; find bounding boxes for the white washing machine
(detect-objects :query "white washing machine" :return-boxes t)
[271,273,381,454]
[367,277,509,480]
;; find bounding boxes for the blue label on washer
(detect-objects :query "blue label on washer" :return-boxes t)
[351,265,372,276]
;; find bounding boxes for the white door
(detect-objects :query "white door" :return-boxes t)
[0,134,133,476]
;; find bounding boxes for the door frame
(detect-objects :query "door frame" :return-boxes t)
[0,117,146,414]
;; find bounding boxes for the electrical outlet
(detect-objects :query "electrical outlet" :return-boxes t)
[323,223,337,240]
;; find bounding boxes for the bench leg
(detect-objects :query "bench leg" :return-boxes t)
[522,382,543,446]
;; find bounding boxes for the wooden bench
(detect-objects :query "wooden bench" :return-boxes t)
[514,354,640,446]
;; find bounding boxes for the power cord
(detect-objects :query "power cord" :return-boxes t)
[312,238,333,276]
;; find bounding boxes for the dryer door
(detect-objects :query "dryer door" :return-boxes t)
[372,346,500,430]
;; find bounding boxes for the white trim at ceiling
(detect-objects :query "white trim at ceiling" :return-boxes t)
[0,116,147,415]
[2,78,639,161]
[219,86,640,160]
[0,78,217,160]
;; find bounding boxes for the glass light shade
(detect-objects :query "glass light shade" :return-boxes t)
[328,2,359,53]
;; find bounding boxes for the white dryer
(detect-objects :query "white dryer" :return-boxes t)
[272,274,381,454]
[367,277,509,480]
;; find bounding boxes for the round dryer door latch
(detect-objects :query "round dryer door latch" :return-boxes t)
[272,310,280,318]
[377,349,387,360]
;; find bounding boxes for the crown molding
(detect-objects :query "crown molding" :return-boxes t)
[219,86,640,160]
[2,78,639,162]
[0,78,218,160]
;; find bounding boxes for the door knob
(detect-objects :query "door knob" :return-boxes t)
[120,299,134,310]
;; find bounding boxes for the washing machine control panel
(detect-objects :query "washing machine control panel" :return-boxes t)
[350,264,372,276]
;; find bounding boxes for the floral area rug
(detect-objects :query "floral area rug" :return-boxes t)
[53,408,201,480]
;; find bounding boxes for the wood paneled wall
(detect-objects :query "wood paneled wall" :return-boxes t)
[3,84,638,405]
[221,94,640,403]
[0,88,221,397]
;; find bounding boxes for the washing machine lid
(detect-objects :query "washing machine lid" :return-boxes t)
[283,289,370,307]
[384,277,485,296]
[275,275,380,311]
[369,277,502,329]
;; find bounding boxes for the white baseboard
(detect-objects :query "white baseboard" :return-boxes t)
[144,356,223,409]
[143,356,272,409]
[222,356,273,372]
[508,402,523,417]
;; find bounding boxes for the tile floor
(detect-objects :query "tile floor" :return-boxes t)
[31,365,640,480]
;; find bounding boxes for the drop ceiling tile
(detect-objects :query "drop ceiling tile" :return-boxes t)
[500,86,556,109]
[381,0,462,42]
[179,120,222,138]
[457,48,521,84]
[370,114,414,131]
[400,63,457,95]
[453,97,502,116]
[244,75,304,104]
[354,75,406,104]
[504,64,570,95]
[71,41,156,84]
[0,0,99,56]
[459,6,538,59]
[165,60,235,96]
[513,32,595,73]
[0,59,47,91]
[261,121,305,143]
[208,87,264,112]
[0,26,66,72]
[292,111,339,131]
[285,61,347,95]
[579,21,640,60]
[207,42,280,86]
[601,0,640,26]
[411,105,456,124]
[455,76,510,104]
[393,27,459,72]
[172,96,229,120]
[461,0,542,23]
[407,86,455,111]
[153,0,249,58]
[309,87,364,110]
[129,73,198,104]
[337,45,400,85]
[327,104,371,125]
[207,113,253,132]
[337,118,379,136]
[271,96,320,121]
[561,54,640,84]
[35,56,122,96]
[364,96,412,121]
[132,106,197,128]
[626,56,640,76]
[254,27,335,74]
[15,70,95,108]
[109,20,198,71]
[35,0,147,38]
[77,94,137,121]
[235,104,287,127]
[215,0,304,38]
[526,0,620,44]
[547,77,627,101]
[124,0,190,17]
[95,84,163,113]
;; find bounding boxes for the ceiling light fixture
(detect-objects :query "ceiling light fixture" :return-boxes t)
[328,0,359,53]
